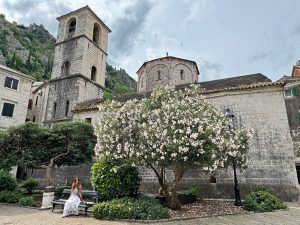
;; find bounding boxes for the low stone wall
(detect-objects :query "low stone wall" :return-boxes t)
[27,164,300,202]
[26,163,94,189]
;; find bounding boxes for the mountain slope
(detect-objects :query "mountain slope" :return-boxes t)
[0,14,137,96]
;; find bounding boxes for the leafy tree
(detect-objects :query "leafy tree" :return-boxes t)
[95,85,253,209]
[1,121,96,185]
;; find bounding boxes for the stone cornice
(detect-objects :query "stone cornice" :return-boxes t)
[48,73,106,90]
[55,34,108,56]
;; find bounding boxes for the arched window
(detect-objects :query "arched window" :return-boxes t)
[140,76,143,88]
[61,61,70,76]
[180,69,184,80]
[93,23,101,46]
[32,116,36,122]
[91,66,97,81]
[53,102,57,118]
[157,70,161,80]
[68,19,76,33]
[35,96,39,106]
[65,100,69,117]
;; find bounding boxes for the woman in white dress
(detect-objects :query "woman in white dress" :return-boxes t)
[62,178,83,217]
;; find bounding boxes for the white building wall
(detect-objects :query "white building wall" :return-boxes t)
[0,65,34,129]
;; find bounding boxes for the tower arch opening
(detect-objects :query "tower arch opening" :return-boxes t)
[68,18,76,34]
[93,23,101,46]
[61,61,70,76]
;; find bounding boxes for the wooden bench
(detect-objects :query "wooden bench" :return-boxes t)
[52,189,98,216]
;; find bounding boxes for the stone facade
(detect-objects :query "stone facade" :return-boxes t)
[73,105,102,126]
[284,81,300,161]
[43,75,103,126]
[137,56,199,93]
[39,6,110,127]
[292,60,300,78]
[139,84,300,201]
[29,83,300,201]
[0,65,34,129]
[53,6,110,86]
[26,82,49,124]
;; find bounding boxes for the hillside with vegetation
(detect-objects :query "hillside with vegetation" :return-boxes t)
[0,14,137,97]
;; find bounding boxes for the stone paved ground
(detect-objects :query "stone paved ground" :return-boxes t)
[0,203,300,225]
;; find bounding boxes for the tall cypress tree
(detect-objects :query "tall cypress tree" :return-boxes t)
[10,52,16,68]
[26,51,31,71]
[32,57,37,71]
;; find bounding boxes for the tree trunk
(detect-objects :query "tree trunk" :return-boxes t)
[166,166,184,210]
[41,150,70,186]
[148,163,184,210]
[45,165,52,186]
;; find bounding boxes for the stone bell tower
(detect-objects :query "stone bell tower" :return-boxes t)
[43,6,111,126]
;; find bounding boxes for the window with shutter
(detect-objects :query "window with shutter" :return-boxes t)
[4,77,19,90]
[2,102,15,117]
[291,87,298,96]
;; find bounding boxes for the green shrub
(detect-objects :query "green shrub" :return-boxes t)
[93,197,169,220]
[19,196,36,207]
[244,190,287,212]
[91,157,141,200]
[189,184,202,199]
[0,170,17,191]
[0,190,22,203]
[19,178,39,194]
[54,186,69,198]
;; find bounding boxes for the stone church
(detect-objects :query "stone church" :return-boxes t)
[26,6,300,201]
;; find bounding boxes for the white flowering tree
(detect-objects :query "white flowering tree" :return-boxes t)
[95,85,253,209]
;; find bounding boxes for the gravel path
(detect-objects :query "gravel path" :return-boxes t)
[1,203,300,225]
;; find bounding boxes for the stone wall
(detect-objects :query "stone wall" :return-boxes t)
[284,81,300,164]
[137,57,199,93]
[0,65,34,129]
[74,107,102,126]
[26,163,94,189]
[53,7,109,87]
[43,76,103,126]
[28,84,300,201]
[26,83,49,123]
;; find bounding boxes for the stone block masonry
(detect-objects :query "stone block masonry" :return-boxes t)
[0,65,34,129]
[28,84,300,201]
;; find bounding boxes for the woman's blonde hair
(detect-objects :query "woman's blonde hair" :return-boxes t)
[71,177,81,191]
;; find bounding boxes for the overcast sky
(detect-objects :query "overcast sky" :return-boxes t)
[1,0,300,82]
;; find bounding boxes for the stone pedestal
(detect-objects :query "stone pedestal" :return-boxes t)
[41,186,54,209]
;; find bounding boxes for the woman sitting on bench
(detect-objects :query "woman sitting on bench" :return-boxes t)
[62,177,83,217]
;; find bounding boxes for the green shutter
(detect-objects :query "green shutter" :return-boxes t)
[12,79,19,90]
[4,77,11,88]
[2,103,14,117]
[4,77,18,90]
[297,112,300,124]
[291,87,298,96]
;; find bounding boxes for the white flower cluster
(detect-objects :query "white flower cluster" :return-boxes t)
[94,85,253,172]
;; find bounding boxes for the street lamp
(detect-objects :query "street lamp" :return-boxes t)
[224,108,243,206]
